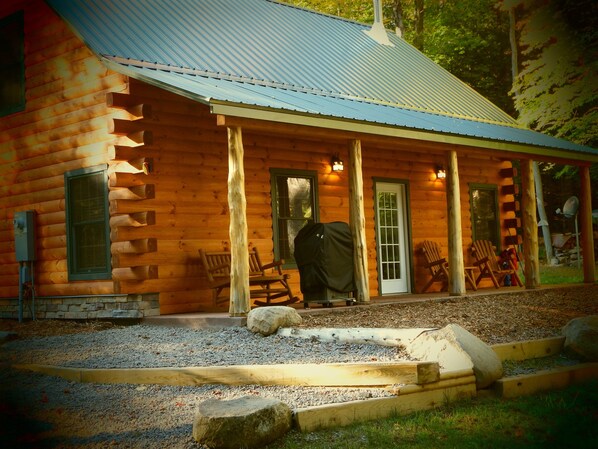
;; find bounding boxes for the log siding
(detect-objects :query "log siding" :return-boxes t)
[1,0,522,316]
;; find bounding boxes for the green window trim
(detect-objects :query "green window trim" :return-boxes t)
[270,168,319,267]
[469,183,501,252]
[0,10,25,116]
[65,165,112,281]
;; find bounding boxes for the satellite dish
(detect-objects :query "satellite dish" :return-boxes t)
[562,196,579,218]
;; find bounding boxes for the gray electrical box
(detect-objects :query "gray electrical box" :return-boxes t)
[14,210,36,262]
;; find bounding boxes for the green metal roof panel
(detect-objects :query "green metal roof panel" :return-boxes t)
[47,0,516,125]
[104,62,596,157]
[47,0,596,158]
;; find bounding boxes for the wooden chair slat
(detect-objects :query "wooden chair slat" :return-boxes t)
[420,240,477,293]
[199,248,299,306]
[471,240,523,288]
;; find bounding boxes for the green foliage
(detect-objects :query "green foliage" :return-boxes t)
[511,0,598,148]
[285,0,374,23]
[423,0,514,114]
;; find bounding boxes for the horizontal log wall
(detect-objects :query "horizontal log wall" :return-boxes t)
[0,1,518,313]
[105,78,518,313]
[0,1,127,299]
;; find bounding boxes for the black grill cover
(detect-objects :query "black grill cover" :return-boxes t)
[294,222,355,294]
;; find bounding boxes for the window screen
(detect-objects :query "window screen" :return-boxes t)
[65,166,111,280]
[470,184,500,250]
[270,169,318,265]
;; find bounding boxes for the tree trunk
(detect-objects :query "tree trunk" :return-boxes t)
[227,126,250,316]
[580,165,596,283]
[392,0,405,37]
[446,150,466,295]
[414,0,425,51]
[521,159,540,288]
[533,162,553,262]
[349,140,370,303]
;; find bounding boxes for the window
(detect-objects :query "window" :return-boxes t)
[65,166,111,280]
[0,11,25,116]
[270,169,318,266]
[470,183,501,250]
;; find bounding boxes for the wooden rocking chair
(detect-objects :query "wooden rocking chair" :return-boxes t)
[199,248,299,306]
[471,240,523,288]
[420,240,477,293]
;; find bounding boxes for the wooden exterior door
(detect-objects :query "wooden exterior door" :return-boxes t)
[375,182,410,294]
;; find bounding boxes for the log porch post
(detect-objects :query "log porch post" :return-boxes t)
[446,150,466,295]
[520,159,540,288]
[580,165,596,283]
[349,140,370,303]
[227,126,250,316]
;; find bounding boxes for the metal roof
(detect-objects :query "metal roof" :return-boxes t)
[47,0,597,159]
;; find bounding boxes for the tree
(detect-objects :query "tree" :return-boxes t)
[508,0,598,149]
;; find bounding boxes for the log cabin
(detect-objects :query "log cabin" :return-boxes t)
[1,0,596,319]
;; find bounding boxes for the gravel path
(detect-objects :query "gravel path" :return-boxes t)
[1,284,596,448]
[1,326,406,448]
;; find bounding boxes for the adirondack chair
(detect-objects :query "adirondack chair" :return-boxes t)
[420,240,477,293]
[199,248,299,306]
[471,240,523,288]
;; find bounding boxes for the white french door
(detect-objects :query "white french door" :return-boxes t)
[375,182,410,294]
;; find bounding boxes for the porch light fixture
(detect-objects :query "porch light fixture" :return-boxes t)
[331,154,344,172]
[435,165,446,180]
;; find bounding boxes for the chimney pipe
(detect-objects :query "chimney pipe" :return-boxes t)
[364,0,393,46]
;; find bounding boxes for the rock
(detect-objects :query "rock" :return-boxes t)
[562,315,598,361]
[192,396,292,449]
[407,323,503,389]
[277,326,433,347]
[247,306,302,336]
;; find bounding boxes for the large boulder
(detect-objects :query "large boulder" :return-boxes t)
[192,396,292,449]
[407,323,503,389]
[562,315,598,361]
[247,306,302,336]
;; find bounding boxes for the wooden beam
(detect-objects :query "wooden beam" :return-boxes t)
[112,265,158,281]
[494,363,598,399]
[111,238,157,255]
[294,381,476,432]
[491,336,565,362]
[349,139,370,302]
[109,211,156,228]
[520,159,540,288]
[15,361,440,388]
[108,184,155,201]
[580,165,596,283]
[227,126,250,316]
[500,184,519,195]
[446,150,466,295]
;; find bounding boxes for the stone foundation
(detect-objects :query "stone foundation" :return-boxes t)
[0,293,160,320]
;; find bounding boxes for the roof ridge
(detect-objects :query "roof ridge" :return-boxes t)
[104,55,523,129]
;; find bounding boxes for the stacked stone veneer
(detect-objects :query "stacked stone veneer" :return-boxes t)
[0,294,160,320]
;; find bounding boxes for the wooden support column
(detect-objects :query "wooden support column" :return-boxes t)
[580,165,596,283]
[227,126,250,316]
[446,150,466,295]
[520,159,540,288]
[349,140,370,303]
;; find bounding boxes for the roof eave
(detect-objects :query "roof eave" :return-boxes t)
[210,102,598,164]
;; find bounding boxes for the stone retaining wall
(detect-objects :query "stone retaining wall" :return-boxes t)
[0,293,160,320]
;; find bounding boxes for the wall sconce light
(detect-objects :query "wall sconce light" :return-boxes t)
[435,165,446,180]
[331,154,344,172]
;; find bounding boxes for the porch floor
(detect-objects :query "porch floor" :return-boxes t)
[142,285,547,329]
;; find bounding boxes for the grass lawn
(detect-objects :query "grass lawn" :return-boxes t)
[539,264,587,284]
[268,380,598,449]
